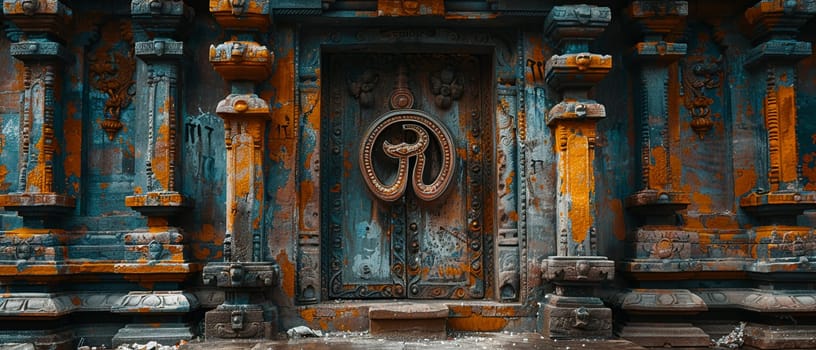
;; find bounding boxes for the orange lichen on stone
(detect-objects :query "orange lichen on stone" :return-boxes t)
[276,250,295,298]
[447,314,509,331]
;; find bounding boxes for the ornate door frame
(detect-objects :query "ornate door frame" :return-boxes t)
[294,27,527,304]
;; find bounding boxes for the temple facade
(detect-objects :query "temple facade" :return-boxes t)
[1,0,816,348]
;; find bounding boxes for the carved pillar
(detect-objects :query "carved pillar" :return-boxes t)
[110,1,198,345]
[201,0,279,340]
[625,1,690,222]
[0,0,74,228]
[614,3,710,347]
[538,5,614,339]
[739,1,816,226]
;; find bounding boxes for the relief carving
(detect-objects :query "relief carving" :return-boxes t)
[359,111,455,202]
[681,56,721,139]
[348,70,379,107]
[430,66,463,109]
[89,24,136,141]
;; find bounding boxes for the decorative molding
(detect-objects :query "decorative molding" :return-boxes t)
[111,291,199,314]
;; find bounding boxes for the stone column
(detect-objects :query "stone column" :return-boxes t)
[539,4,614,339]
[111,1,199,345]
[738,2,816,347]
[625,1,690,223]
[615,2,710,347]
[125,0,193,247]
[201,0,279,340]
[0,0,75,229]
[739,0,816,225]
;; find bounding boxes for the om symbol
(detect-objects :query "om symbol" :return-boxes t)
[359,110,455,202]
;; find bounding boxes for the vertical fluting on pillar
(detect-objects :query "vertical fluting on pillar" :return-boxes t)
[613,6,711,347]
[110,1,199,345]
[739,0,816,226]
[624,1,691,224]
[125,0,193,259]
[538,4,615,339]
[201,0,279,340]
[0,0,75,229]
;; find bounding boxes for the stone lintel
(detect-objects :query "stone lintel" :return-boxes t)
[202,262,279,288]
[611,289,707,313]
[210,41,273,82]
[743,39,812,67]
[739,190,816,217]
[125,191,192,218]
[541,256,615,284]
[111,291,199,314]
[545,53,612,91]
[543,5,611,50]
[10,40,68,61]
[0,193,75,218]
[546,100,606,126]
[135,39,185,59]
[625,189,690,216]
[632,41,687,63]
[209,0,271,32]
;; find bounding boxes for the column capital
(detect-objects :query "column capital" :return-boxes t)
[1,0,71,40]
[209,41,273,82]
[209,0,271,32]
[131,0,193,38]
[745,0,816,43]
[545,53,612,92]
[543,4,610,53]
[627,1,688,39]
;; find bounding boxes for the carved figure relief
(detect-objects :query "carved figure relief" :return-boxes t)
[89,23,136,141]
[681,56,721,139]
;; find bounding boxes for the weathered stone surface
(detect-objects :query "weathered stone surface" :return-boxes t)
[369,303,448,339]
[616,322,710,348]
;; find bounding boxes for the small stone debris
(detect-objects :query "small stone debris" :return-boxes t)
[112,341,181,350]
[712,322,746,349]
[286,326,324,339]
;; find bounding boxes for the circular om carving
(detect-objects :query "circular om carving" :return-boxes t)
[359,110,455,202]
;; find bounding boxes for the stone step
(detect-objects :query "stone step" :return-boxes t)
[368,303,449,339]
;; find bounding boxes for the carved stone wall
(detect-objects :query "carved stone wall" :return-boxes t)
[0,1,814,349]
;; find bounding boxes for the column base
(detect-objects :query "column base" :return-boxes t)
[616,322,709,347]
[745,323,816,350]
[112,323,194,347]
[540,294,612,339]
[204,304,277,340]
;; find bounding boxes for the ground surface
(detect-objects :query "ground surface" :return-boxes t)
[180,332,648,350]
